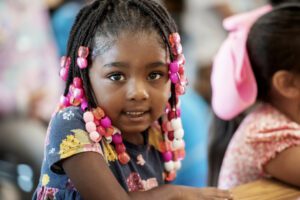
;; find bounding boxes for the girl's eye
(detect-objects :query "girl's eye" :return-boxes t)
[108,73,125,81]
[148,72,163,80]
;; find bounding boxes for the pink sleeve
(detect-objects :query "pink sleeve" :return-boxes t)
[247,127,300,174]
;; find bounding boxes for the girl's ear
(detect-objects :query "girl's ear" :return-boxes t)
[272,70,300,99]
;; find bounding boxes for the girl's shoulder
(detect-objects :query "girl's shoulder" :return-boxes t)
[45,106,102,174]
[243,103,300,141]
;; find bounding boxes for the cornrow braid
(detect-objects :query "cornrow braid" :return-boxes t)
[64,0,111,108]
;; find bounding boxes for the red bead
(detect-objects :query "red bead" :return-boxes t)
[118,152,130,164]
[178,65,185,76]
[167,131,174,141]
[115,143,126,154]
[165,171,176,182]
[175,84,185,96]
[105,127,114,137]
[97,126,106,136]
[73,77,82,88]
[168,110,176,121]
[92,107,105,120]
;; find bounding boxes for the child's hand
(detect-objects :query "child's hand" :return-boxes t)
[181,187,234,200]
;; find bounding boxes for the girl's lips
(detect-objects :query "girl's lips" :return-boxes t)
[122,110,150,122]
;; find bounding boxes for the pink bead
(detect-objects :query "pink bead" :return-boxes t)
[69,84,75,95]
[89,131,101,142]
[86,121,96,133]
[96,126,106,136]
[169,33,181,47]
[175,84,185,95]
[112,133,123,144]
[176,108,181,117]
[78,46,89,58]
[169,61,179,73]
[170,73,179,84]
[172,43,183,56]
[166,122,173,131]
[60,56,71,68]
[77,57,88,69]
[73,77,82,88]
[83,111,94,123]
[172,33,181,44]
[176,54,185,65]
[100,116,111,128]
[81,100,88,111]
[60,95,70,107]
[73,88,84,99]
[180,76,188,86]
[162,151,173,162]
[59,67,68,81]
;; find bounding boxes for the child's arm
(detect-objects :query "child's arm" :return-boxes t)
[265,146,300,187]
[63,152,233,200]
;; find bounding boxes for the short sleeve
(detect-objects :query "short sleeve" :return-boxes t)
[247,126,300,174]
[45,106,103,174]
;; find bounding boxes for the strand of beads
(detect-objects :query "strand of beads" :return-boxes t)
[59,56,71,81]
[83,107,130,165]
[161,101,186,182]
[168,33,188,96]
[59,77,88,111]
[160,32,187,182]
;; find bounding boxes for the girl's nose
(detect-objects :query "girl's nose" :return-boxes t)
[126,79,150,101]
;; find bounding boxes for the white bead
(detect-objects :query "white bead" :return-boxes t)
[174,129,184,139]
[174,160,182,170]
[164,161,174,172]
[105,136,112,143]
[170,118,182,130]
[172,138,184,150]
[112,127,121,135]
[89,131,101,143]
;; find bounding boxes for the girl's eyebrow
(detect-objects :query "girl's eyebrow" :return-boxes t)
[103,62,130,68]
[103,61,167,68]
[146,61,167,69]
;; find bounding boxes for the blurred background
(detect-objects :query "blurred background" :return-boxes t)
[0,0,267,199]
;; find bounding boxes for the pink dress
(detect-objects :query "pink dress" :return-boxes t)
[218,103,300,189]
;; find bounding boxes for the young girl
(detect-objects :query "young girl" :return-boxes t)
[210,2,300,189]
[33,0,233,199]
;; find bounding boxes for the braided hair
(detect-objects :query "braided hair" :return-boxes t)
[63,0,178,110]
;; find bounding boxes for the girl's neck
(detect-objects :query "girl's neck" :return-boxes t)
[269,97,300,124]
[122,131,145,145]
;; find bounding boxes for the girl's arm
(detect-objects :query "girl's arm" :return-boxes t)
[63,152,233,200]
[265,146,300,187]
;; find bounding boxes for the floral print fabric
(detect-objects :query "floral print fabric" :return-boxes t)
[218,103,300,189]
[33,106,164,199]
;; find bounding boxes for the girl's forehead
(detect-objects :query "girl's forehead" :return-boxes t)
[92,30,168,62]
[93,30,164,55]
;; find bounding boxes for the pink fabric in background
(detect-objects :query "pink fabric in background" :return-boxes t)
[211,5,272,120]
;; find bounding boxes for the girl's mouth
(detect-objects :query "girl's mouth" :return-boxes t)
[125,111,146,117]
[122,110,150,122]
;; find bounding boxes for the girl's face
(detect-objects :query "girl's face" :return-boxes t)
[89,31,171,135]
